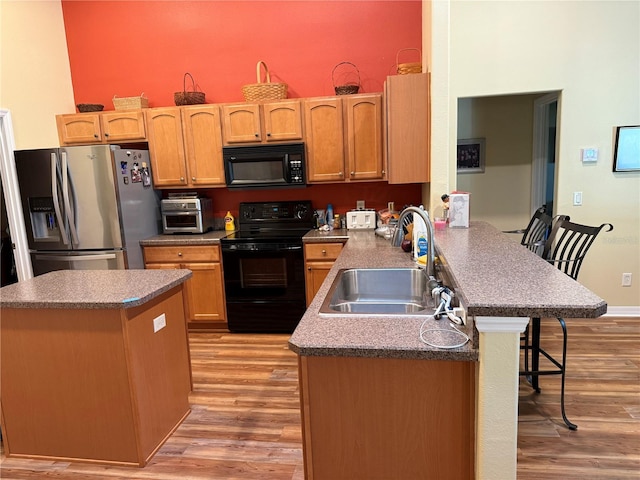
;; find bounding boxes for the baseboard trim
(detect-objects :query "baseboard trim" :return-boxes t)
[603,306,640,317]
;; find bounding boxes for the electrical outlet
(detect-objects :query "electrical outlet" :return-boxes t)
[153,313,167,333]
[452,306,466,325]
[622,273,632,287]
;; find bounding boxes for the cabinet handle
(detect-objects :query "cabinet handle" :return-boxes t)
[192,177,196,182]
[339,171,344,177]
[94,134,99,139]
[307,266,312,271]
[104,133,109,137]
[178,252,182,257]
[180,177,185,182]
[322,249,327,255]
[266,132,271,137]
[381,170,386,175]
[255,133,259,137]
[350,171,355,176]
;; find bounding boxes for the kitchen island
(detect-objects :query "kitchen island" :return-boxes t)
[0,269,193,467]
[291,222,606,480]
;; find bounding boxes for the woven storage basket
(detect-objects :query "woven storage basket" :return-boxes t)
[76,103,104,112]
[113,93,149,110]
[242,61,287,102]
[396,48,422,75]
[332,61,361,95]
[174,73,206,106]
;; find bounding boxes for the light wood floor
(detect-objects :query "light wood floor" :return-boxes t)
[1,317,638,479]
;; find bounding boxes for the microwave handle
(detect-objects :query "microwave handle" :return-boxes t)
[283,153,291,181]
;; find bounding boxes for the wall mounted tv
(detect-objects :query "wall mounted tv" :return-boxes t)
[613,125,640,172]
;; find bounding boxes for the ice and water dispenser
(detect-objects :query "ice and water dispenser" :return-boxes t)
[27,197,62,242]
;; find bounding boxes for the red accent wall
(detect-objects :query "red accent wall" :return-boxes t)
[60,0,424,215]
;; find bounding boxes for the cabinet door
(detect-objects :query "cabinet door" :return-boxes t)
[304,98,345,183]
[182,105,225,186]
[305,261,334,306]
[221,104,262,144]
[56,113,103,145]
[145,108,188,187]
[101,111,146,142]
[182,262,227,324]
[344,94,384,181]
[386,73,430,184]
[262,100,303,142]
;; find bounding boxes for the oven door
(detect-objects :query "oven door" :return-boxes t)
[221,242,306,333]
[162,211,202,233]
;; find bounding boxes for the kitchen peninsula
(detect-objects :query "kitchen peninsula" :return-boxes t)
[0,269,193,467]
[291,222,606,480]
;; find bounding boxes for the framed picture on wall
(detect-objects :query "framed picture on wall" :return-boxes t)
[613,125,640,172]
[457,138,486,173]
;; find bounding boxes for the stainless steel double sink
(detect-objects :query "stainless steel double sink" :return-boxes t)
[319,268,435,316]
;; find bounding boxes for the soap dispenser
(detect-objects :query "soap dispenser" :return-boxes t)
[326,204,334,229]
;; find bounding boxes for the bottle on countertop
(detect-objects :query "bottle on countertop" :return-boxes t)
[326,204,334,230]
[224,211,235,231]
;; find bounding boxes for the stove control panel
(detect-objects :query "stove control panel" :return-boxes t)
[239,201,313,224]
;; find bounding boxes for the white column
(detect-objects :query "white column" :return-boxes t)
[475,316,529,480]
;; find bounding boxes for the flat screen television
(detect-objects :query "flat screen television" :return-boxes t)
[613,125,640,172]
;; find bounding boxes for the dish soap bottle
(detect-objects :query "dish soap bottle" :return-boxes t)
[412,205,428,262]
[224,211,235,231]
[326,204,334,230]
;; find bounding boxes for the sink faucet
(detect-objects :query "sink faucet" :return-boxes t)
[392,206,436,281]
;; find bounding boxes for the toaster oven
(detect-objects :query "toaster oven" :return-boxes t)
[161,194,214,234]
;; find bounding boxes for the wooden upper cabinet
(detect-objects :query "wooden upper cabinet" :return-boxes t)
[262,101,303,142]
[385,73,430,184]
[344,94,384,181]
[101,110,146,142]
[222,104,262,143]
[145,107,188,187]
[221,100,302,145]
[304,94,383,184]
[181,105,225,186]
[56,111,146,146]
[304,97,346,183]
[56,113,103,145]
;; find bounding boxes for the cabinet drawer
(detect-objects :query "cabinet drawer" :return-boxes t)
[143,245,220,263]
[304,243,343,261]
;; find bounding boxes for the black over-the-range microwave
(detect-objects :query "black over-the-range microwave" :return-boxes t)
[223,142,306,189]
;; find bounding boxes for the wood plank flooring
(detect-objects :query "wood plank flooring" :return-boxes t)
[1,316,638,479]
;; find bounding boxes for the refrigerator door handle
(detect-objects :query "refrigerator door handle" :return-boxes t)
[50,153,70,245]
[61,151,79,246]
[34,253,118,262]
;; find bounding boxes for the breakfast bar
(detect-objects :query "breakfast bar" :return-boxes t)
[291,222,606,480]
[0,269,193,467]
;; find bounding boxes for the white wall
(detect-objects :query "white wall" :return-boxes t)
[0,1,74,149]
[447,0,640,308]
[457,95,535,232]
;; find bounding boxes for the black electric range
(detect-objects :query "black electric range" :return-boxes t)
[220,201,314,333]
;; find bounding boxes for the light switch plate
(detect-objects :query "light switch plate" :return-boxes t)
[573,191,583,206]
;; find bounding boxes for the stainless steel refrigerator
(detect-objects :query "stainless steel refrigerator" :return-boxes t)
[14,145,161,275]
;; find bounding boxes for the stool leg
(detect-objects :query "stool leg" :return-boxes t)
[531,318,541,393]
[558,317,578,430]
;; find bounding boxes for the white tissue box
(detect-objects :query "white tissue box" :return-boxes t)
[448,193,470,228]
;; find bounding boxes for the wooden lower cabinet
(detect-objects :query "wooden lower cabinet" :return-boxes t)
[143,245,227,330]
[298,355,475,480]
[304,242,344,306]
[0,287,191,467]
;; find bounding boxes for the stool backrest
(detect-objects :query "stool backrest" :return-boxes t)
[520,207,569,257]
[542,218,614,280]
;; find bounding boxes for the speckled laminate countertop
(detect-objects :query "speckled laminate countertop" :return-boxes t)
[139,230,229,246]
[289,222,607,361]
[0,269,192,309]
